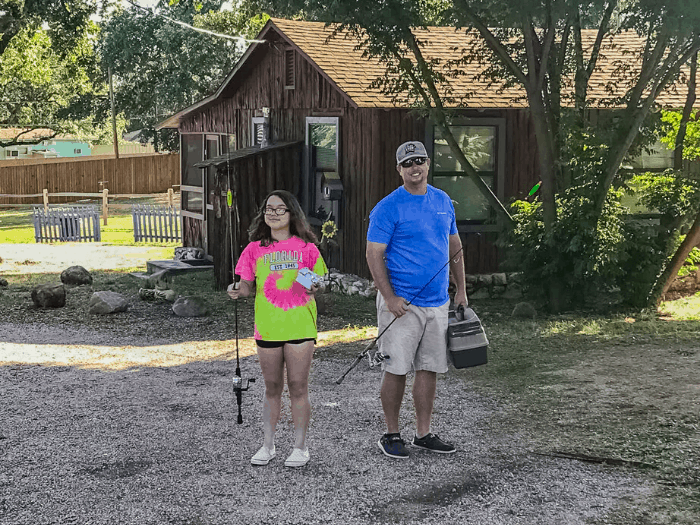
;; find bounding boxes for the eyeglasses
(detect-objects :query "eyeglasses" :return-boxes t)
[264,207,289,216]
[400,157,428,168]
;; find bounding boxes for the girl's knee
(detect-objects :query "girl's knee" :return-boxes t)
[286,380,309,400]
[265,381,284,398]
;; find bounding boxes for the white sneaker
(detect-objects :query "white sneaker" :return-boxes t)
[284,447,310,467]
[250,445,276,466]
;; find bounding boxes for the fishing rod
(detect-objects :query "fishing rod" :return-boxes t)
[226,159,254,423]
[335,244,465,385]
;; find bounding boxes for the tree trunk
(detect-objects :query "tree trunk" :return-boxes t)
[651,211,700,305]
[673,52,697,169]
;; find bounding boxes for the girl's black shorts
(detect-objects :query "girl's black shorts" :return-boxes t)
[256,338,316,348]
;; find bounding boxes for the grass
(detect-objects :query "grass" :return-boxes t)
[659,291,700,320]
[0,202,180,246]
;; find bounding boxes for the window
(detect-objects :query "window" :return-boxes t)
[305,117,340,223]
[10,150,18,157]
[429,120,505,228]
[285,48,295,89]
[181,134,205,217]
[74,148,82,154]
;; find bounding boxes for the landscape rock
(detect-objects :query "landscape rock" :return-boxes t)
[60,265,93,286]
[31,283,66,308]
[89,291,129,315]
[174,247,204,261]
[512,301,537,319]
[492,273,508,286]
[0,277,8,287]
[172,296,208,317]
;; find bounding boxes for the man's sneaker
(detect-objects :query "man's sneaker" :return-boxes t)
[284,447,310,467]
[411,433,456,454]
[378,433,409,459]
[251,445,276,465]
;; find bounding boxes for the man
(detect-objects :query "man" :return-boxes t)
[366,140,468,459]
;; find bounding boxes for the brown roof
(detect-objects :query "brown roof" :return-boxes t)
[270,18,697,110]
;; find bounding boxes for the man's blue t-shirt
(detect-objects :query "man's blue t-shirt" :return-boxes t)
[367,185,458,307]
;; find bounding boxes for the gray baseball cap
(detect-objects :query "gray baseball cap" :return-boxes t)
[396,141,428,164]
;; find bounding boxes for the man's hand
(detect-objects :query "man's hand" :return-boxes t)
[454,289,468,309]
[385,294,409,317]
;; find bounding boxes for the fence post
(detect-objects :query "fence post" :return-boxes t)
[43,189,49,211]
[102,189,109,226]
[168,188,174,208]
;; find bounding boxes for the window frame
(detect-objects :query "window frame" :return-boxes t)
[426,117,506,233]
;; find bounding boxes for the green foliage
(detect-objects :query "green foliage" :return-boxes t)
[98,0,253,151]
[660,110,700,161]
[500,188,626,302]
[0,22,104,142]
[628,170,700,217]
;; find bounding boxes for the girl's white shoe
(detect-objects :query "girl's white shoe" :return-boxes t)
[250,445,276,465]
[284,447,310,467]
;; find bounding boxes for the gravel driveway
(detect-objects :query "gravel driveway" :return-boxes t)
[0,322,653,525]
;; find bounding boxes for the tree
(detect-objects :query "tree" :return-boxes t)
[0,21,104,147]
[249,0,700,310]
[99,0,266,151]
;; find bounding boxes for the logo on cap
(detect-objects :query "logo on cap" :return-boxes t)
[405,143,416,154]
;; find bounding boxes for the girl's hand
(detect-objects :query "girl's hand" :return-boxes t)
[227,281,251,299]
[306,283,322,296]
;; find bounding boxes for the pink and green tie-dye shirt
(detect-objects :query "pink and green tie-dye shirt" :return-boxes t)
[235,236,328,341]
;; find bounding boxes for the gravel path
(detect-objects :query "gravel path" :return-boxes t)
[0,322,653,525]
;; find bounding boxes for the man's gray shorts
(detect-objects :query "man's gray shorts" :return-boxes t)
[376,293,449,375]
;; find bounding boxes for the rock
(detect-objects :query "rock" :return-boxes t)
[465,274,478,284]
[174,247,204,261]
[89,291,129,315]
[492,273,508,286]
[476,274,493,286]
[139,288,178,302]
[491,285,507,296]
[502,283,524,299]
[31,283,66,308]
[469,288,491,300]
[0,277,8,287]
[512,301,537,319]
[172,296,208,317]
[60,265,93,286]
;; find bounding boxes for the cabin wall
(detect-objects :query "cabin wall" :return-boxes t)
[178,39,541,280]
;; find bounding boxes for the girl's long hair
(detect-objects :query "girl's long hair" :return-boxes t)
[248,190,318,246]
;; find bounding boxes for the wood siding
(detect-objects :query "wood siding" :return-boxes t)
[0,154,180,205]
[176,31,542,278]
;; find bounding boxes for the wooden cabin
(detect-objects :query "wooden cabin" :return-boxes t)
[158,18,695,289]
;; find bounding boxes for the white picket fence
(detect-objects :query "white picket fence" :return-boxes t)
[32,205,101,243]
[132,204,180,243]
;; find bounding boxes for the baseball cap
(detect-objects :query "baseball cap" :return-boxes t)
[396,141,428,165]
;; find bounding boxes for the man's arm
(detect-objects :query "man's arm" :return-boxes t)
[449,234,468,307]
[366,241,409,317]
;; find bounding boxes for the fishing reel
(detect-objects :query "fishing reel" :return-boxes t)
[368,349,389,368]
[232,375,256,392]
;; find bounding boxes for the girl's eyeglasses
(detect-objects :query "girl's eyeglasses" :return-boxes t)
[400,157,428,168]
[264,208,289,216]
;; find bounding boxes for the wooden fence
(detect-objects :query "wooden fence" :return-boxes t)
[32,205,101,243]
[0,153,180,205]
[132,204,180,243]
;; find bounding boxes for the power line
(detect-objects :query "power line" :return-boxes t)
[122,0,266,45]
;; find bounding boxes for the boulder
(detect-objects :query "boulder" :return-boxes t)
[172,296,208,317]
[174,247,204,261]
[512,301,537,319]
[60,265,93,286]
[31,283,66,308]
[492,273,508,287]
[89,291,129,315]
[0,277,8,287]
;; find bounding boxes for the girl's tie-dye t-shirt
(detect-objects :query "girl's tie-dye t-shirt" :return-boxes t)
[235,236,328,341]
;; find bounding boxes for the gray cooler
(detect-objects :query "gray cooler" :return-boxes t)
[447,306,488,368]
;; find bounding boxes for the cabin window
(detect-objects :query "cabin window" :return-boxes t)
[10,150,19,157]
[429,120,505,230]
[305,117,340,224]
[74,148,82,154]
[285,48,295,89]
[181,133,205,218]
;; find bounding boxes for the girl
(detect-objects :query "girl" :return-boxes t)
[227,190,328,467]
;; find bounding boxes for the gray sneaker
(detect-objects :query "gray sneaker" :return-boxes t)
[411,433,456,454]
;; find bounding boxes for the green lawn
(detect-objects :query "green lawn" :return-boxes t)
[0,206,179,246]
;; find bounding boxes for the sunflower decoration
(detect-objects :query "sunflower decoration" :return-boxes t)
[321,219,338,240]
